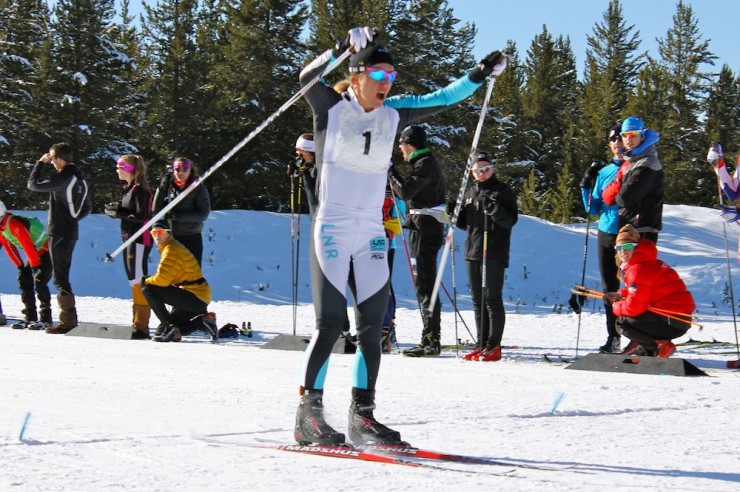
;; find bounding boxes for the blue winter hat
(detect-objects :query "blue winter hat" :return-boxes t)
[621,116,645,134]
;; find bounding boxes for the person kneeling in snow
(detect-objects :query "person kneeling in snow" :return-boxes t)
[605,224,695,358]
[142,224,217,343]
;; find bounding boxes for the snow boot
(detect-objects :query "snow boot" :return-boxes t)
[46,294,77,334]
[155,325,182,343]
[402,333,440,357]
[462,346,484,361]
[479,345,503,362]
[12,320,32,329]
[656,340,676,358]
[599,336,621,354]
[132,284,151,339]
[347,388,403,446]
[190,312,218,342]
[294,388,346,446]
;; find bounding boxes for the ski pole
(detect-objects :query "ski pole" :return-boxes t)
[572,195,593,360]
[294,175,303,336]
[290,173,297,333]
[429,74,496,315]
[393,194,474,340]
[709,155,740,359]
[570,287,702,328]
[105,49,353,260]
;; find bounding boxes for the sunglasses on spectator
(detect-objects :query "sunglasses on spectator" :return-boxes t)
[609,135,621,142]
[150,228,170,238]
[472,165,493,175]
[615,242,637,252]
[365,67,397,83]
[620,130,642,138]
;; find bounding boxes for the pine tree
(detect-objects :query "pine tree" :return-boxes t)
[0,0,50,207]
[577,0,642,176]
[39,0,138,209]
[201,0,310,210]
[705,64,740,168]
[520,27,579,219]
[654,0,717,206]
[484,41,530,189]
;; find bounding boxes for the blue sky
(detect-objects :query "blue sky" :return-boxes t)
[450,0,737,76]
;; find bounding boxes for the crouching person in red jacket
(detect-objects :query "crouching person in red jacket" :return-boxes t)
[605,224,695,358]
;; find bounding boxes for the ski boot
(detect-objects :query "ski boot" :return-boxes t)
[294,388,346,446]
[348,388,404,446]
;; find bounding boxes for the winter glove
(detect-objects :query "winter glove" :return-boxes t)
[469,50,508,83]
[32,266,43,284]
[335,26,375,55]
[287,159,300,177]
[104,202,120,219]
[446,199,456,216]
[603,292,622,306]
[579,161,605,189]
[484,196,497,215]
[707,144,723,165]
[719,205,740,223]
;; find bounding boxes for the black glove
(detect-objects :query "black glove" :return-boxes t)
[104,202,119,218]
[287,159,299,177]
[603,292,622,306]
[469,50,508,83]
[32,266,43,284]
[484,196,497,214]
[446,199,456,216]
[579,161,605,189]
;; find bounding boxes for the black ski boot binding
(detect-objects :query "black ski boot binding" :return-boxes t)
[348,388,404,446]
[294,388,346,446]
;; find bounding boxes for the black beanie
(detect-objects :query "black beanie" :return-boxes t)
[608,123,622,141]
[399,125,426,148]
[349,45,394,72]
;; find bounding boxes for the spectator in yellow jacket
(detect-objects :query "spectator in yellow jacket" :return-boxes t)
[142,223,217,342]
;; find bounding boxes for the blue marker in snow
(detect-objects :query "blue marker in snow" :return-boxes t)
[550,392,565,415]
[19,412,31,441]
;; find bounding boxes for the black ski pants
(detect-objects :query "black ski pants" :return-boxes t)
[49,235,76,295]
[142,284,207,331]
[597,230,620,339]
[467,260,506,350]
[617,311,690,352]
[409,228,442,344]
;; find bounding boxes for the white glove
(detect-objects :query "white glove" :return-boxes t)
[707,145,723,164]
[491,53,508,76]
[347,26,374,53]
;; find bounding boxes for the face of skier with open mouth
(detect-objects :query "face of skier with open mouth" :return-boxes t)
[351,63,396,112]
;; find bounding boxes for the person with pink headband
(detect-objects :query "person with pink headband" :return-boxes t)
[104,154,154,339]
[152,157,211,267]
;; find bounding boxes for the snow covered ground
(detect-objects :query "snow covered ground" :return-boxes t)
[1,205,740,490]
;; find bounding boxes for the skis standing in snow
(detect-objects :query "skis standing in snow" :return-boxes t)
[579,124,625,354]
[104,155,154,340]
[294,25,507,447]
[0,200,53,330]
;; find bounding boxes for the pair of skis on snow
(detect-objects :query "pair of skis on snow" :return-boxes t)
[198,435,572,475]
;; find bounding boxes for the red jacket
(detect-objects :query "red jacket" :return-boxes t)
[612,239,695,318]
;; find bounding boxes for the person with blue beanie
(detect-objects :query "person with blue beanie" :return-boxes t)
[603,116,664,243]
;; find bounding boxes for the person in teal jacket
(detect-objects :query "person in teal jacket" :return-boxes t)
[579,124,623,353]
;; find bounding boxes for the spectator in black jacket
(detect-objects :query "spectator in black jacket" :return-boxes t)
[152,157,211,265]
[456,152,518,362]
[388,125,446,357]
[28,142,92,334]
[104,154,154,339]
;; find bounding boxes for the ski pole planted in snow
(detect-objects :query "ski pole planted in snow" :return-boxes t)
[19,411,31,441]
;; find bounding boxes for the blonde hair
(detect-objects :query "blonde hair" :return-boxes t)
[333,79,351,94]
[119,154,149,188]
